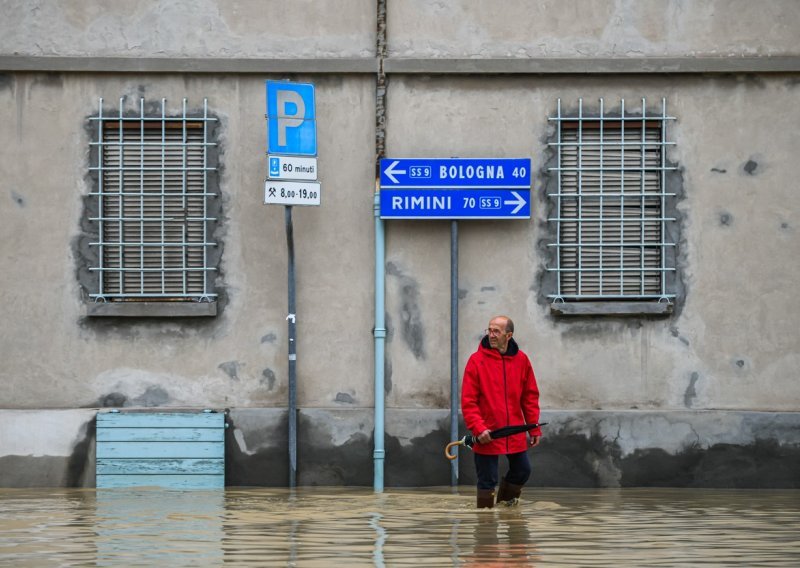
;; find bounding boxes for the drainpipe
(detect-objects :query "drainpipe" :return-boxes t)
[373,0,387,493]
[373,187,386,492]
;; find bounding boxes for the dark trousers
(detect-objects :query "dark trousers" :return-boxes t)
[474,451,532,490]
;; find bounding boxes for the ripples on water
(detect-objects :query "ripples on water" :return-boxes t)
[1,487,799,566]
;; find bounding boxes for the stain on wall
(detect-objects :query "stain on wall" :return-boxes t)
[684,372,700,408]
[297,414,372,486]
[225,412,289,487]
[66,417,96,486]
[0,456,70,487]
[261,368,276,390]
[10,190,25,207]
[89,386,170,408]
[621,440,800,488]
[530,428,800,489]
[92,392,128,407]
[335,392,355,404]
[384,356,393,395]
[386,261,426,359]
[131,385,170,406]
[30,72,64,90]
[385,426,451,486]
[219,361,240,381]
[532,430,621,487]
[669,326,690,346]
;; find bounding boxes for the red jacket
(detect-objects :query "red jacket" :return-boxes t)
[461,336,541,455]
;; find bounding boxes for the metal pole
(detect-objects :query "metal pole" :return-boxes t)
[450,220,459,487]
[374,0,388,493]
[373,189,386,492]
[286,205,297,488]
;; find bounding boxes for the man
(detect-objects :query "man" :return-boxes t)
[461,315,542,508]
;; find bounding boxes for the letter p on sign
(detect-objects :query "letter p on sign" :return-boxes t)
[266,81,317,156]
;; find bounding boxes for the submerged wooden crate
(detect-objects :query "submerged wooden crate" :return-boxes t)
[96,411,225,489]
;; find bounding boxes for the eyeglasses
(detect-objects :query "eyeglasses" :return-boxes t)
[484,328,508,337]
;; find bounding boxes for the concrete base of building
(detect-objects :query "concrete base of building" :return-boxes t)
[1,408,798,488]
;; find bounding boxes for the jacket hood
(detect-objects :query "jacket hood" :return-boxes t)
[480,335,520,357]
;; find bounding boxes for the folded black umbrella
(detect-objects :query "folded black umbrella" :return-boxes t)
[444,422,547,460]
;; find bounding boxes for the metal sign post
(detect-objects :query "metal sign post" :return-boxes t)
[285,206,297,488]
[450,220,458,488]
[266,80,319,488]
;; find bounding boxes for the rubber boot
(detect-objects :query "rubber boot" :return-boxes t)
[477,488,496,509]
[496,479,524,507]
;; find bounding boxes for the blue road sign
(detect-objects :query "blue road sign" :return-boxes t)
[380,188,530,219]
[266,81,317,156]
[380,158,531,189]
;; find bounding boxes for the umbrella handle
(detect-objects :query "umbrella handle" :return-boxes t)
[444,440,463,460]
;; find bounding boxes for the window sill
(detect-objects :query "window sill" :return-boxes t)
[87,301,217,317]
[550,301,673,317]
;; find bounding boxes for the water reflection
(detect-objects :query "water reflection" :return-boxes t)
[95,489,224,566]
[466,508,538,566]
[0,487,798,566]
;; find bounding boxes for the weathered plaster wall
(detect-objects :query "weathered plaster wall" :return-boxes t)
[388,0,800,58]
[0,0,376,58]
[0,72,376,410]
[0,410,96,486]
[384,74,800,414]
[4,1,798,61]
[227,407,800,488]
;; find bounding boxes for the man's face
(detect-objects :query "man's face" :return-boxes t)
[487,318,512,352]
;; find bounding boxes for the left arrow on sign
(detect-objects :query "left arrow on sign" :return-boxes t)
[383,160,407,184]
[504,191,527,214]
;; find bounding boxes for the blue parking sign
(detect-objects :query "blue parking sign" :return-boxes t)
[266,81,317,156]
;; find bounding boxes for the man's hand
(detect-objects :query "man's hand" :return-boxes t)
[529,435,540,447]
[477,429,492,444]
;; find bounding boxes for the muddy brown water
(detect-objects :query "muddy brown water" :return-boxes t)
[1,487,799,566]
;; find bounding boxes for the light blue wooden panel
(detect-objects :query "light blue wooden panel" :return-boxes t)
[96,441,224,459]
[96,458,225,475]
[96,427,225,442]
[95,412,225,489]
[96,474,224,489]
[97,412,224,429]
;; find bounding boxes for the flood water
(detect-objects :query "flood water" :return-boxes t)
[1,487,799,566]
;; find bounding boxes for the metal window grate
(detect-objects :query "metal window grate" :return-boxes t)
[88,98,218,301]
[547,98,677,301]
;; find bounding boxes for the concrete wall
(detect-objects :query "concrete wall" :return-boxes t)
[1,0,799,488]
[384,74,800,413]
[1,0,376,58]
[4,1,797,59]
[0,73,376,410]
[388,0,800,58]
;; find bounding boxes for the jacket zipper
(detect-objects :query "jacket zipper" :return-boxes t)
[502,354,510,453]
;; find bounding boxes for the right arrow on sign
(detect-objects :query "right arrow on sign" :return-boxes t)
[504,191,527,214]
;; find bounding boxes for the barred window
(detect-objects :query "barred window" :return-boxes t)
[547,98,677,315]
[86,98,219,317]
